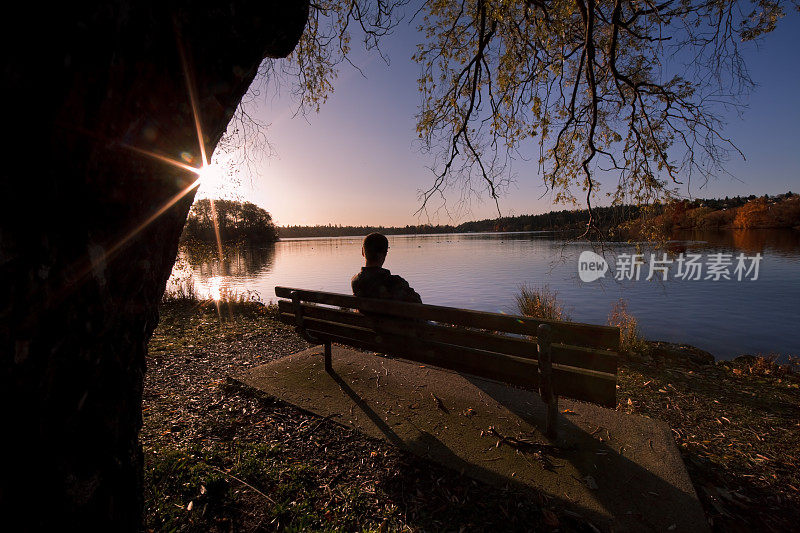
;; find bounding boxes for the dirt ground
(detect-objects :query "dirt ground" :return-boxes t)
[142,300,799,532]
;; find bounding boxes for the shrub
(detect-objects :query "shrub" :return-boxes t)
[607,299,648,356]
[515,284,571,321]
[162,276,199,302]
[729,354,800,381]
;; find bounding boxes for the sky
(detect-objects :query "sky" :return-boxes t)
[197,11,800,228]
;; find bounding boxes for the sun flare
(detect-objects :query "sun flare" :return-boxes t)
[207,276,223,301]
[197,163,224,190]
[94,32,228,288]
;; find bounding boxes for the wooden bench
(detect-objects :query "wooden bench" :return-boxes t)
[275,286,620,437]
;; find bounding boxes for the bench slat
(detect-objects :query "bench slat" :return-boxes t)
[280,313,539,388]
[278,300,618,374]
[275,287,620,351]
[278,313,616,407]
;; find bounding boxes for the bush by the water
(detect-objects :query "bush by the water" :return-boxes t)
[514,286,649,357]
[515,284,571,321]
[182,199,278,245]
[607,299,648,356]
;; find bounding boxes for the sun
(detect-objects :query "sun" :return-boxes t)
[196,162,226,194]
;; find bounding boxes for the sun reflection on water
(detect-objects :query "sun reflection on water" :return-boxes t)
[207,276,222,301]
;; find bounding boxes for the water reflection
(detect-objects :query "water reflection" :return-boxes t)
[670,229,800,255]
[168,244,277,300]
[184,243,277,277]
[168,230,800,359]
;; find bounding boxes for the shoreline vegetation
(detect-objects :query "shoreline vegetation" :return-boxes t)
[279,192,799,239]
[182,193,799,245]
[617,192,800,241]
[146,288,799,531]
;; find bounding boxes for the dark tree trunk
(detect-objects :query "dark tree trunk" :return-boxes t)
[0,2,307,530]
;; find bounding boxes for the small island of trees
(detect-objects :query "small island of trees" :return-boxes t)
[181,199,278,245]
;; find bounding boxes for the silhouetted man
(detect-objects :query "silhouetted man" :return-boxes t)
[351,233,422,303]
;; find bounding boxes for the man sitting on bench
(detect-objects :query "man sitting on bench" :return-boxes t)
[351,233,422,303]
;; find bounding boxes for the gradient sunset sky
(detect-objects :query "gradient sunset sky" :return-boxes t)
[197,12,800,227]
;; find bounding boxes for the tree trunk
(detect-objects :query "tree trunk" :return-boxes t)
[0,2,307,530]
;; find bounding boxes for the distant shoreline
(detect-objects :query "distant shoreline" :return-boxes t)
[276,192,799,239]
[182,193,799,245]
[277,230,555,241]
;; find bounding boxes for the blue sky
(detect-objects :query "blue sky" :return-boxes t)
[200,12,800,227]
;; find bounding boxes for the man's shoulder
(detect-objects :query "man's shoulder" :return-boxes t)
[351,268,420,303]
[352,268,391,295]
[386,274,422,303]
[387,273,411,287]
[351,270,369,292]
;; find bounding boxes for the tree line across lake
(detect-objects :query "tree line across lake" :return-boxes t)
[278,205,644,238]
[182,193,799,245]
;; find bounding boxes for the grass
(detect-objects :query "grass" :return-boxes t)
[515,284,571,321]
[163,276,201,302]
[149,299,280,357]
[162,261,265,305]
[606,298,649,357]
[162,281,265,305]
[144,442,390,532]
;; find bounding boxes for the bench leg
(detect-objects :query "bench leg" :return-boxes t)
[537,324,558,439]
[324,341,332,373]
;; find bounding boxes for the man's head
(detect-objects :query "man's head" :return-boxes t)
[362,232,389,266]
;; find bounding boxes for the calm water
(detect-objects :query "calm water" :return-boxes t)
[169,230,800,360]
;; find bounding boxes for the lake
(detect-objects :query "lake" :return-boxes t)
[168,230,800,361]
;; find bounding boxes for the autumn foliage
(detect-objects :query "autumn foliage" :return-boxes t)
[618,193,800,238]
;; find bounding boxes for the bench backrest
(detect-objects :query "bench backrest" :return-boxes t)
[275,286,620,407]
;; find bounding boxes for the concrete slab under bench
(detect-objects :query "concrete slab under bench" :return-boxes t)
[234,346,707,532]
